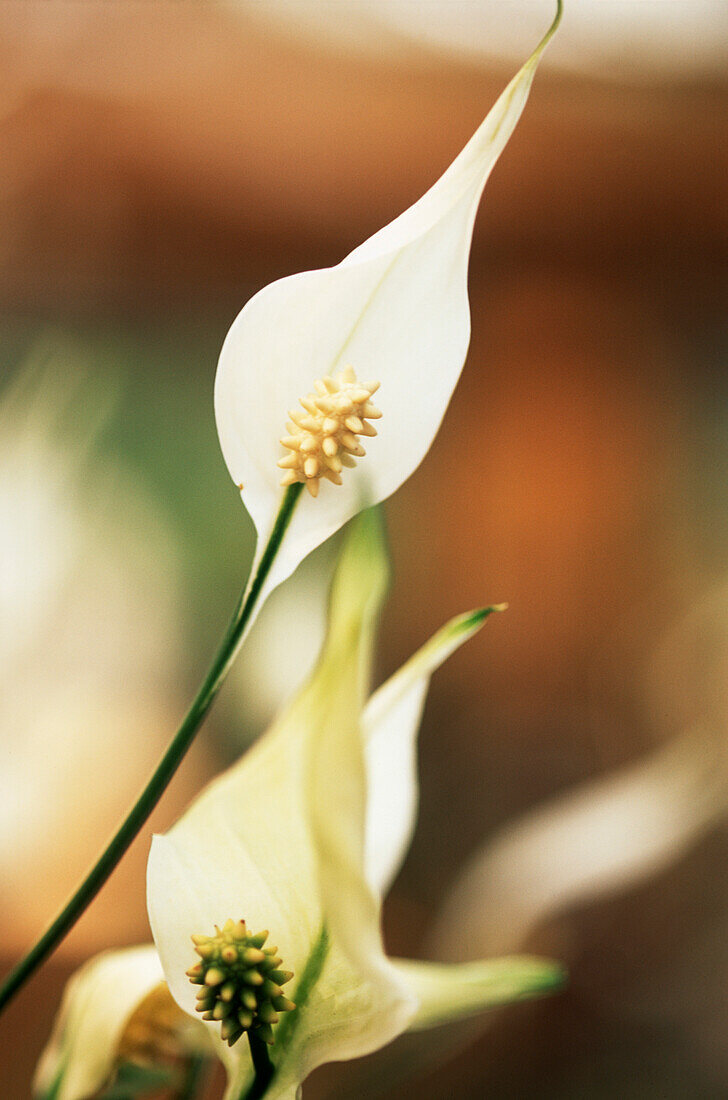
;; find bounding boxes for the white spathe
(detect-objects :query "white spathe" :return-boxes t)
[148,512,562,1099]
[34,947,165,1100]
[214,4,560,618]
[34,945,212,1100]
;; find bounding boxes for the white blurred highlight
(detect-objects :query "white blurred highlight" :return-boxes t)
[339,720,728,1096]
[236,0,728,81]
[0,347,183,951]
[428,726,728,960]
[647,579,728,740]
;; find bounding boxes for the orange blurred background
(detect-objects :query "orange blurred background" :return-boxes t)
[1,1,727,1096]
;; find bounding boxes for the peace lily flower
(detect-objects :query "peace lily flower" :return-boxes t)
[147,510,563,1100]
[214,2,562,618]
[0,1,566,1021]
[33,945,210,1100]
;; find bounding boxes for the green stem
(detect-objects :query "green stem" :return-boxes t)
[239,926,331,1100]
[244,1034,275,1100]
[0,483,303,1017]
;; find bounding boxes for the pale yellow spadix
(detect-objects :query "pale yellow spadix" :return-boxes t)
[277,366,381,497]
[38,512,563,1099]
[33,946,209,1100]
[215,2,561,614]
[147,510,563,1100]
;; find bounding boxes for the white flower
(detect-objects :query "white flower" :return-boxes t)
[148,510,562,1100]
[214,4,560,619]
[33,946,209,1100]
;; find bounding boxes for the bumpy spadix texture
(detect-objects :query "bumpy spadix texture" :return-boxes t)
[187,919,294,1047]
[277,366,381,497]
[33,945,209,1100]
[148,511,564,1100]
[214,3,562,621]
[117,981,190,1063]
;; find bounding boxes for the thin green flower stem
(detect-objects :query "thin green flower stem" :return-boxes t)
[245,1035,276,1100]
[0,482,304,1017]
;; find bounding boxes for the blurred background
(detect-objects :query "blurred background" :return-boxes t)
[1,0,728,1096]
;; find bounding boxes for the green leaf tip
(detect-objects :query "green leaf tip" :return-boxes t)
[518,957,568,998]
[473,953,567,1008]
[330,504,389,603]
[347,502,387,554]
[453,604,508,636]
[398,953,566,1031]
[318,503,389,675]
[338,505,388,584]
